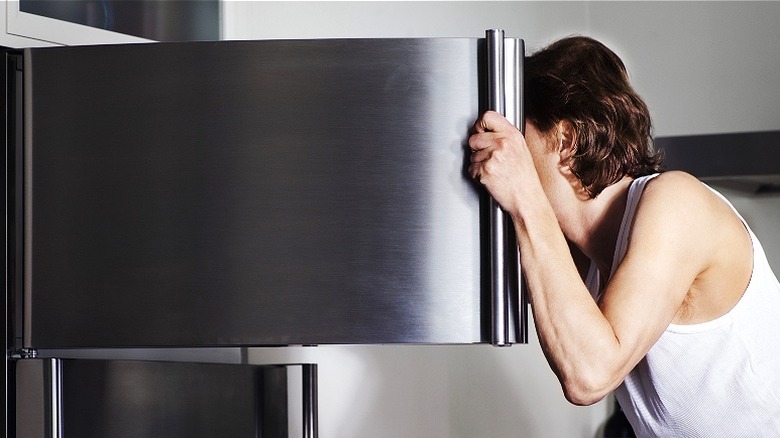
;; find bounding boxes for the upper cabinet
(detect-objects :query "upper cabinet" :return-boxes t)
[1,0,220,47]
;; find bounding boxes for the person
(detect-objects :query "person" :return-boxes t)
[468,36,780,436]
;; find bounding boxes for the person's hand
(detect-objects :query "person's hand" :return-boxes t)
[468,111,538,216]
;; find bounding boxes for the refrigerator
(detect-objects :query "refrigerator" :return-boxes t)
[5,30,526,437]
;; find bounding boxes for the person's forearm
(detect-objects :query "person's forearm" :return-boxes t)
[511,198,622,405]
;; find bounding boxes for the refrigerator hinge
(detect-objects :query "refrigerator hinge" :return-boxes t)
[9,348,38,359]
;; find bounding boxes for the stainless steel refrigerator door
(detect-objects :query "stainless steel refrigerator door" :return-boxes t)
[17,38,507,347]
[14,358,316,438]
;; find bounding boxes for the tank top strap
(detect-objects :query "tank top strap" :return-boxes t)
[585,260,601,300]
[609,173,660,278]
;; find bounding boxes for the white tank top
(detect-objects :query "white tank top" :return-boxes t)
[587,173,780,437]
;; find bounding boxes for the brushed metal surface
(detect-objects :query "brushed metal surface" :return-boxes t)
[15,359,311,438]
[22,39,487,347]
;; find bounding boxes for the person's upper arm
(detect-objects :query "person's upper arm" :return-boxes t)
[598,172,717,381]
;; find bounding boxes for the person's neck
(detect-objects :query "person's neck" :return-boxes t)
[559,177,633,278]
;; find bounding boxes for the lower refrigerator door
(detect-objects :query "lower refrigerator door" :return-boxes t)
[13,358,317,438]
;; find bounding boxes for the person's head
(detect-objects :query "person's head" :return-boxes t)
[525,36,663,198]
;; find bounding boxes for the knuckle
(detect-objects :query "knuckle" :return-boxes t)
[482,160,495,175]
[495,137,512,150]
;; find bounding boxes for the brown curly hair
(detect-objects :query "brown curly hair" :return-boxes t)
[525,36,664,198]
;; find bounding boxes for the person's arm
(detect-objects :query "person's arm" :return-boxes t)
[522,174,718,405]
[469,112,716,405]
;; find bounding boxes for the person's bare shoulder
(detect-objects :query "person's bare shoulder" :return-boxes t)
[632,170,746,289]
[638,171,725,227]
[626,170,718,277]
[642,171,730,222]
[643,170,708,203]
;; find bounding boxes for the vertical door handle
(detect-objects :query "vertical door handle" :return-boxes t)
[486,29,509,346]
[486,29,526,346]
[302,364,318,438]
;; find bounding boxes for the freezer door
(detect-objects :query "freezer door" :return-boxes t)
[13,359,316,438]
[15,38,520,347]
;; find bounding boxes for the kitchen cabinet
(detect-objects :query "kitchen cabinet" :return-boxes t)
[1,0,151,47]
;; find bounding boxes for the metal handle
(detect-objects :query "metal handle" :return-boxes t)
[505,36,528,345]
[302,364,318,438]
[486,29,509,347]
[486,30,526,346]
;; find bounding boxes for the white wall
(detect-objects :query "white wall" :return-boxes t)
[224,3,780,438]
[586,1,780,137]
[222,1,590,51]
[224,0,780,139]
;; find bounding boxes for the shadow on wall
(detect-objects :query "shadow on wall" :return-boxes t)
[247,320,609,438]
[442,343,608,438]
